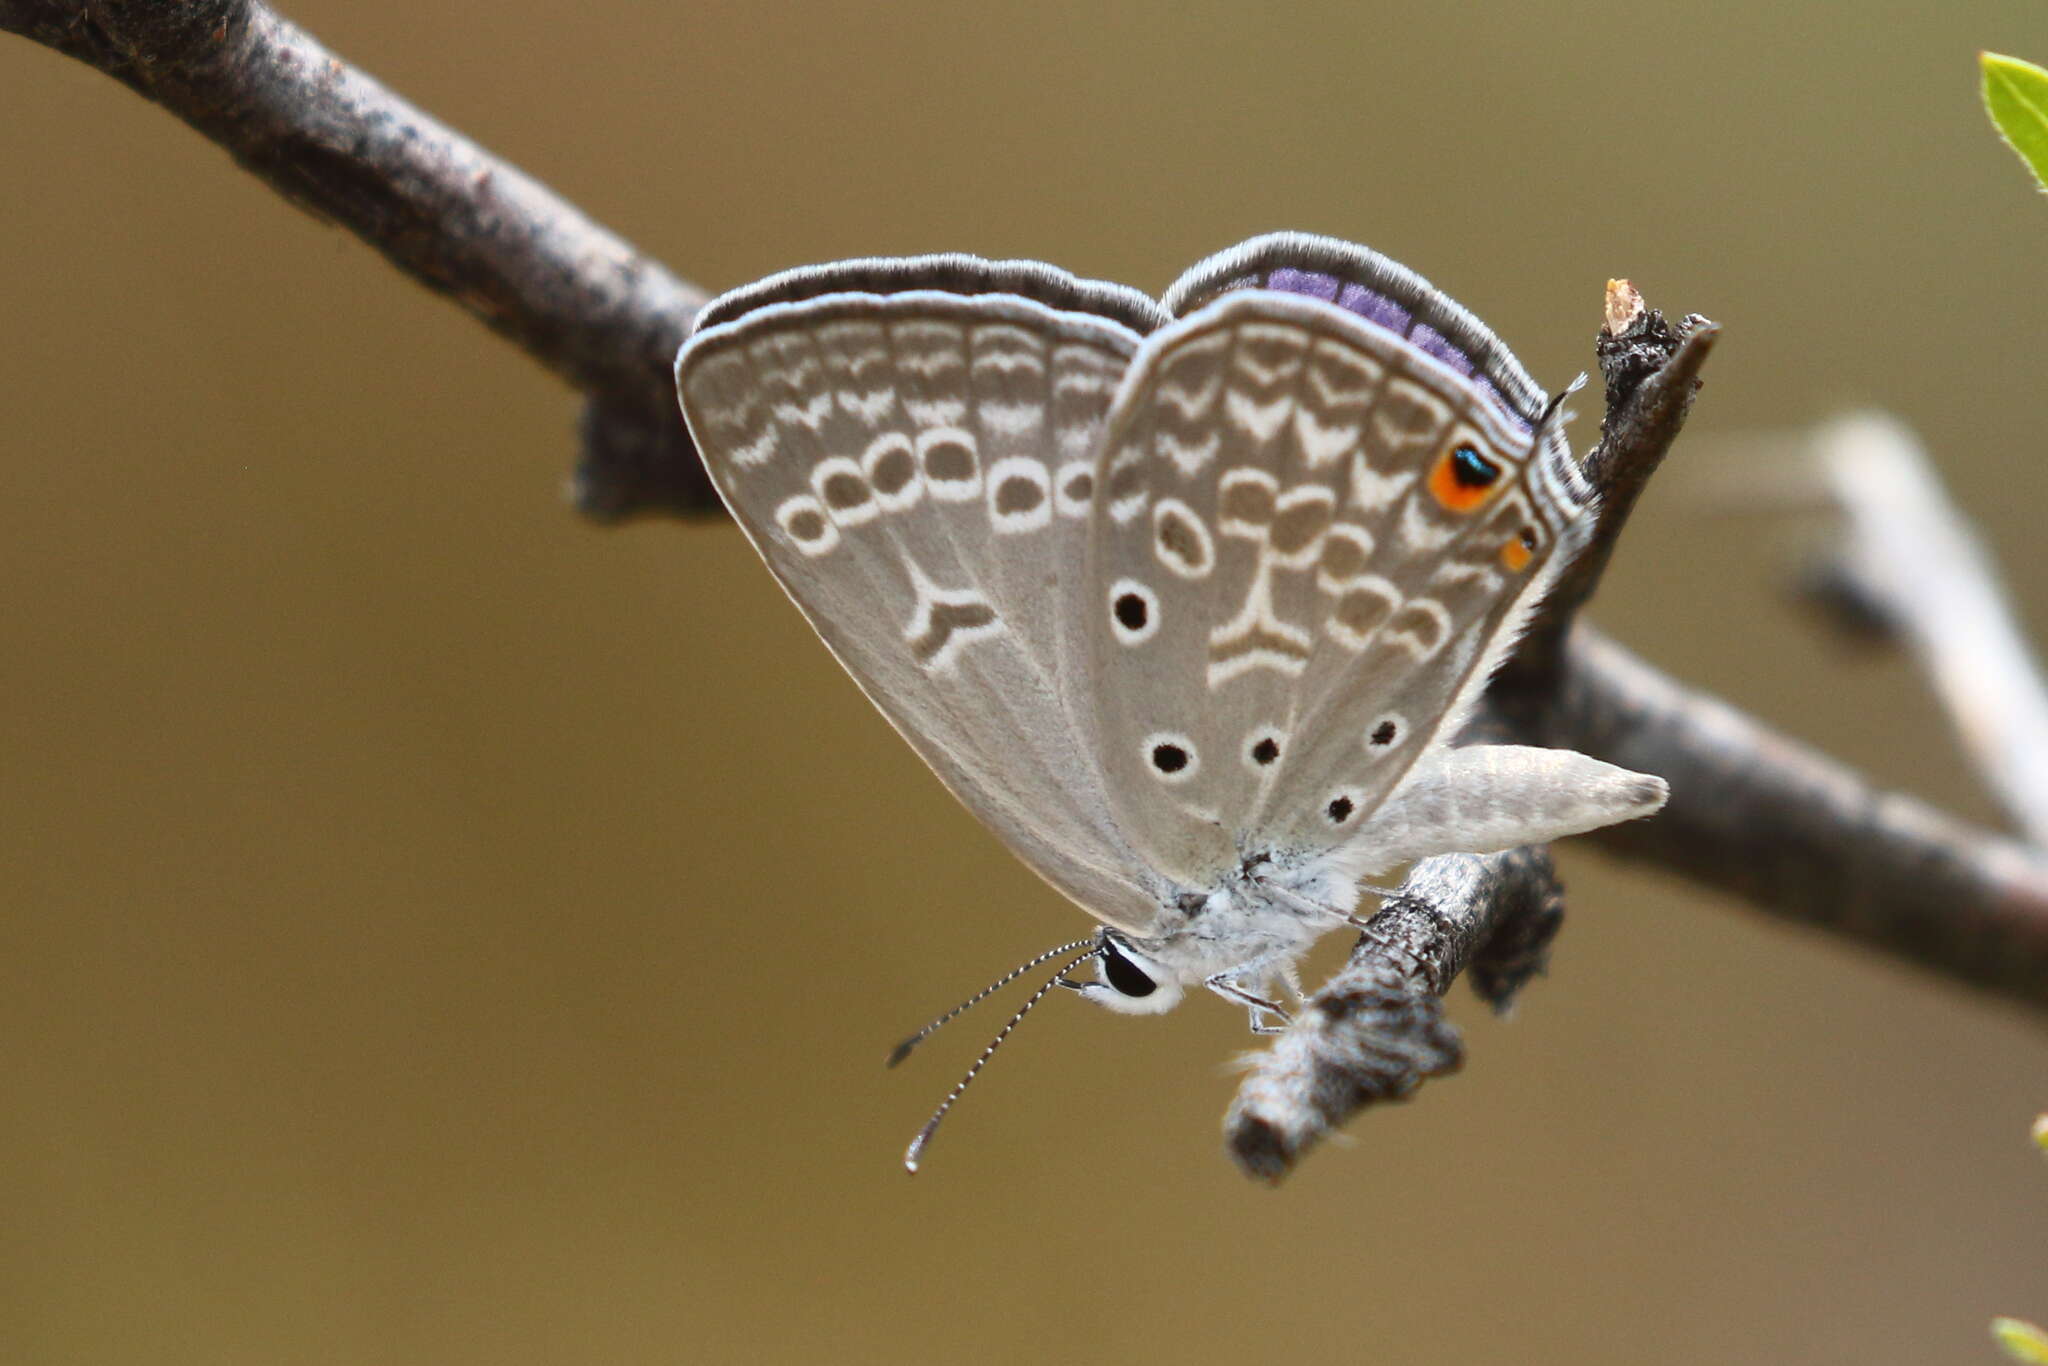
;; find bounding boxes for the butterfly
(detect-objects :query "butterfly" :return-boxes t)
[674,233,1666,1167]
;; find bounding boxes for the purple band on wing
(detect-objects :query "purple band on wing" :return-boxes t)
[1409,324,1473,377]
[1258,268,1534,433]
[1267,267,1339,302]
[1336,282,1411,335]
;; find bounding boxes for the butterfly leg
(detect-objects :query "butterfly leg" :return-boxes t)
[1279,960,1307,1006]
[1205,975,1292,1034]
[1342,914,1396,950]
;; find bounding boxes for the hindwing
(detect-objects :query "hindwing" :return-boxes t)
[1080,281,1592,884]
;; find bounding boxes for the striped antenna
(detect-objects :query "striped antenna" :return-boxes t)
[902,944,1103,1174]
[886,936,1098,1068]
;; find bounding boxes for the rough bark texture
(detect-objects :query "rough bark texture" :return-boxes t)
[1227,849,1560,1181]
[0,0,715,516]
[1566,629,2048,1010]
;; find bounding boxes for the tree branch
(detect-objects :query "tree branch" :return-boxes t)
[1510,280,1716,683]
[0,0,716,517]
[1227,848,1561,1180]
[1561,627,2048,1010]
[1799,413,2048,844]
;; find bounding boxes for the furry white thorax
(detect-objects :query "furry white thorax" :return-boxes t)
[1068,850,1363,1016]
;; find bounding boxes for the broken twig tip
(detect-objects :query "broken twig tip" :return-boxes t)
[1603,278,1646,336]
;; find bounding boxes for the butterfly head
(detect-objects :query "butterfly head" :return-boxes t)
[1063,931,1187,1016]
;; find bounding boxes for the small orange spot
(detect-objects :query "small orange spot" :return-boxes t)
[1427,443,1502,514]
[1500,536,1534,572]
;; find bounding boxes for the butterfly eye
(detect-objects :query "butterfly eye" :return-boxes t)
[1100,940,1158,998]
[1428,439,1504,513]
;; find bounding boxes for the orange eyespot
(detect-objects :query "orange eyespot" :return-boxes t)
[1428,441,1503,513]
[1500,525,1538,572]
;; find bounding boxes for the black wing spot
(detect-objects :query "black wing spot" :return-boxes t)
[1326,795,1355,823]
[1451,444,1502,488]
[1252,736,1280,765]
[1151,743,1189,774]
[1371,721,1398,746]
[1115,592,1149,631]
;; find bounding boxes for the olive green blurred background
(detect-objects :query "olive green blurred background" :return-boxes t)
[5,1,2047,1362]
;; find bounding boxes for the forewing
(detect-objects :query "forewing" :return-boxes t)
[677,264,1170,931]
[1081,288,1591,882]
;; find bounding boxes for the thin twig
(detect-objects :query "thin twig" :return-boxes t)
[1509,281,1717,684]
[1560,627,2048,1010]
[1802,413,2048,844]
[1227,849,1560,1180]
[0,0,715,517]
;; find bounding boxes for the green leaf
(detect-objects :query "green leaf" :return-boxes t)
[1982,52,2048,193]
[1995,1319,2048,1365]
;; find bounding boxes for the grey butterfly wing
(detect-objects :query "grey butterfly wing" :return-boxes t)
[676,259,1171,933]
[1080,273,1593,884]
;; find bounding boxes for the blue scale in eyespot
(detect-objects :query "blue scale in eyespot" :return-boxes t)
[1450,444,1501,489]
